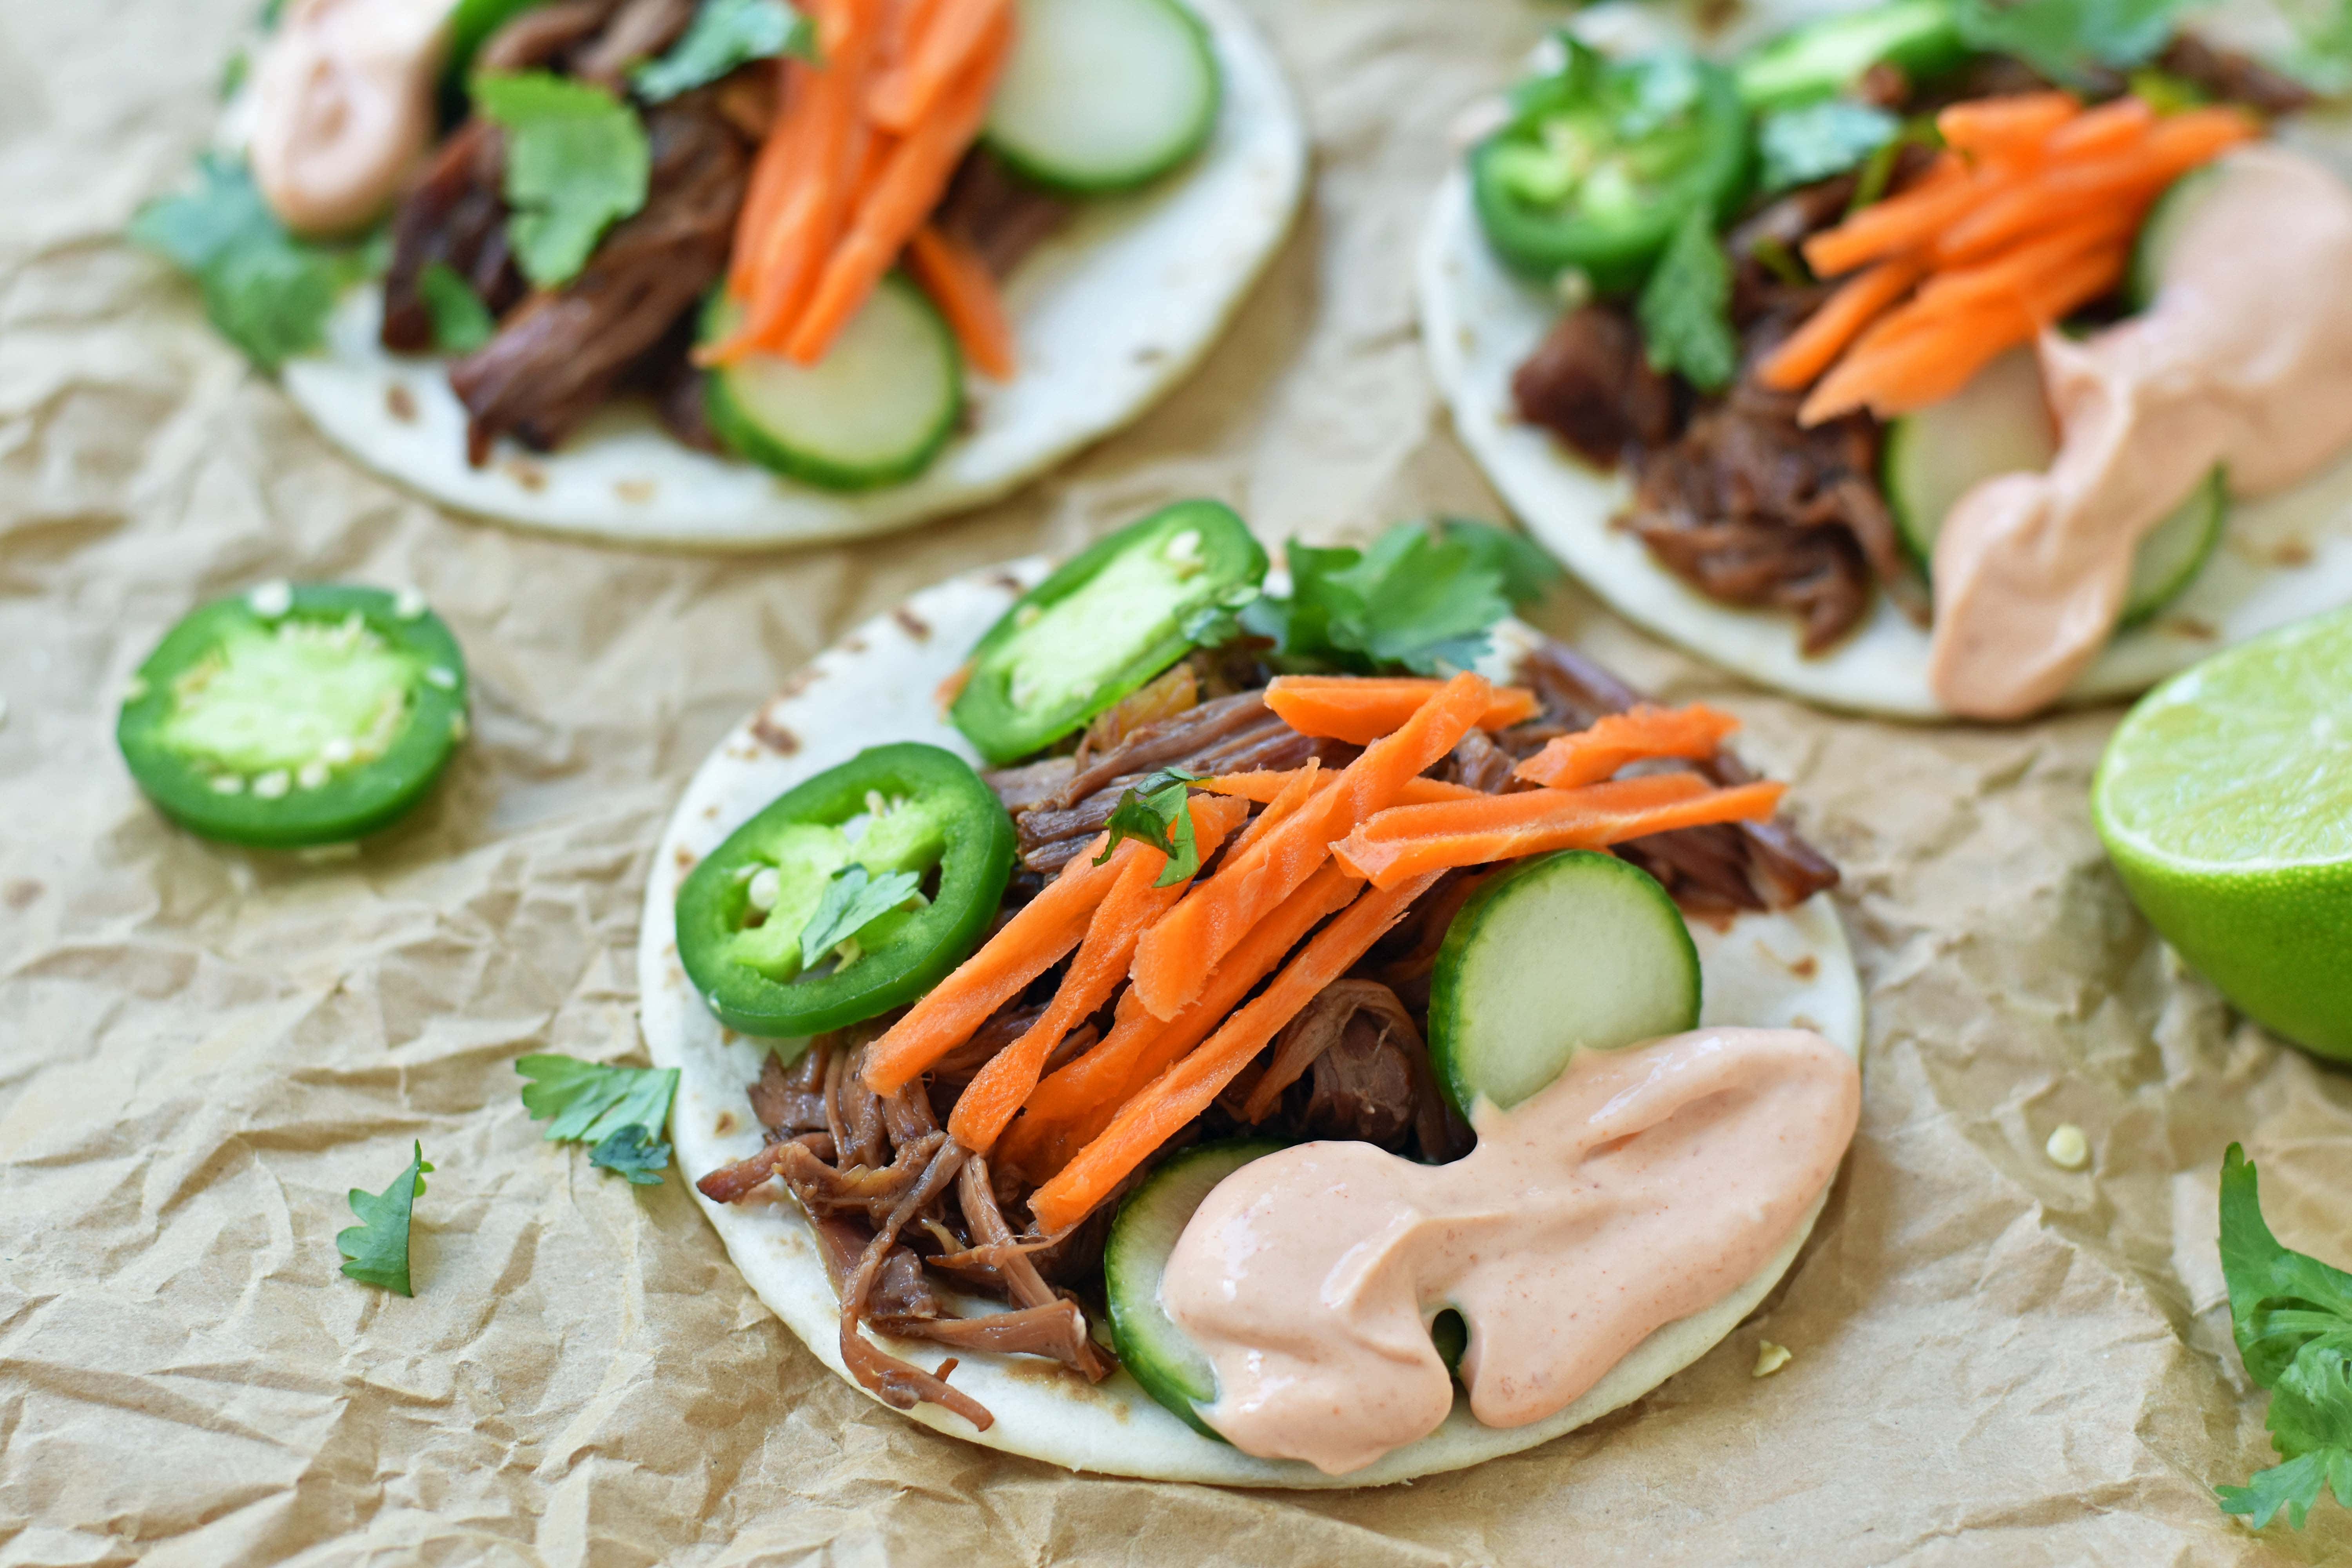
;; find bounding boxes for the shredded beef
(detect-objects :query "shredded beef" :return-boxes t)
[570,0,700,89]
[475,0,626,72]
[2158,34,2316,116]
[1235,980,1472,1161]
[934,148,1075,278]
[1511,305,1676,469]
[380,120,523,354]
[447,92,751,461]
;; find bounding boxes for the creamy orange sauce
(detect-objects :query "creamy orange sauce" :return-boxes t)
[1928,147,2352,719]
[249,0,457,236]
[1161,1027,1860,1475]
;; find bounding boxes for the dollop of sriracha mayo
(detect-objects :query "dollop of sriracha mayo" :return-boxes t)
[249,0,458,237]
[1161,1027,1860,1475]
[1927,147,2352,720]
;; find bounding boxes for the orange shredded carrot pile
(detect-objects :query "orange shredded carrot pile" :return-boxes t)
[704,0,1017,374]
[1755,93,2258,425]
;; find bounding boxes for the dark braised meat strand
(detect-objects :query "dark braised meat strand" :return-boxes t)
[570,0,701,89]
[1229,980,1473,1161]
[935,148,1076,279]
[448,92,751,462]
[380,119,524,353]
[474,0,626,73]
[2158,35,2315,117]
[1622,379,1909,653]
[1511,305,1675,470]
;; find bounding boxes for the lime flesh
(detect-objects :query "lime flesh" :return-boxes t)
[2092,607,2352,1058]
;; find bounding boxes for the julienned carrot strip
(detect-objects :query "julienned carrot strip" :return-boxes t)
[1912,212,2136,314]
[1194,768,1482,808]
[780,3,1011,363]
[1125,671,1493,1020]
[1802,157,1984,278]
[869,0,1010,134]
[1934,91,2078,158]
[1028,869,1446,1234]
[1754,256,1925,392]
[1512,703,1742,789]
[860,829,1123,1096]
[1936,107,2258,263]
[946,796,1245,1152]
[1218,759,1324,862]
[728,61,806,296]
[2045,94,2154,158]
[1263,676,1540,745]
[997,861,1363,1181]
[907,223,1016,379]
[1332,775,1786,888]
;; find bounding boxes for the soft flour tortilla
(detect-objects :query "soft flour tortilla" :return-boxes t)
[636,560,1866,1486]
[272,0,1304,548]
[1415,7,2352,719]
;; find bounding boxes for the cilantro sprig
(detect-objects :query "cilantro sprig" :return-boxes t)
[798,864,924,970]
[1953,0,2192,85]
[1758,101,1901,193]
[1637,206,1738,394]
[338,1141,432,1295]
[517,1056,680,1184]
[472,72,650,288]
[635,0,816,102]
[2214,1143,2352,1530]
[1096,768,1205,887]
[129,152,378,370]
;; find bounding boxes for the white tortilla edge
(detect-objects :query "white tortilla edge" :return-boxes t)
[275,0,1305,549]
[1415,154,2352,720]
[636,559,1867,1487]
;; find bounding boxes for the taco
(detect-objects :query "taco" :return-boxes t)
[140,0,1304,547]
[1417,0,2352,718]
[638,505,1865,1484]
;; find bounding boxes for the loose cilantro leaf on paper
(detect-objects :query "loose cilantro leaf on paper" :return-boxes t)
[2212,1143,2352,1529]
[635,0,815,101]
[472,72,650,287]
[798,864,925,970]
[517,1055,681,1145]
[1637,205,1738,393]
[1759,101,1901,192]
[1230,521,1553,677]
[590,1123,674,1185]
[128,152,374,370]
[1096,768,1204,887]
[337,1141,432,1295]
[418,262,496,352]
[1953,0,2190,84]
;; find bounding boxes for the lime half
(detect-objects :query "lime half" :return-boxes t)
[2092,607,2352,1059]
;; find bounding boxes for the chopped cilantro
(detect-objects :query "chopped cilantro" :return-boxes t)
[2213,1143,2352,1529]
[337,1141,432,1295]
[635,0,816,102]
[1759,101,1901,192]
[472,72,650,288]
[128,152,374,370]
[418,262,496,353]
[797,864,924,971]
[1953,0,2191,85]
[590,1124,674,1185]
[1637,205,1738,393]
[1096,768,1205,887]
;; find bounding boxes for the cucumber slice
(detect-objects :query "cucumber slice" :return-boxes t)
[702,276,962,492]
[115,583,469,848]
[1104,1138,1285,1437]
[1883,346,2227,626]
[983,0,1221,196]
[950,499,1268,764]
[2127,163,2225,311]
[1734,0,1966,109]
[1427,852,1700,1116]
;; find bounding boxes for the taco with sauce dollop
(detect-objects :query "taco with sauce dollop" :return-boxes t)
[1418,0,2352,718]
[137,0,1303,547]
[639,504,1865,1483]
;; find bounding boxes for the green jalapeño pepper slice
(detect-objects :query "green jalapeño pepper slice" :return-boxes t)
[1472,42,1749,295]
[951,499,1268,766]
[676,742,1017,1038]
[116,582,469,848]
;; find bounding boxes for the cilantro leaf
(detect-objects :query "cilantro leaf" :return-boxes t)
[2279,0,2352,92]
[418,261,495,353]
[128,152,370,370]
[798,864,925,970]
[1953,0,2190,83]
[2213,1143,2352,1529]
[635,0,816,101]
[1234,521,1551,677]
[472,72,650,287]
[1436,517,1561,606]
[590,1123,673,1185]
[1637,205,1738,393]
[1096,768,1203,887]
[517,1055,681,1145]
[337,1141,431,1295]
[1758,101,1900,192]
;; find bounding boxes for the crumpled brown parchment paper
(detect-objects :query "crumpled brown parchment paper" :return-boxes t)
[4,0,2350,1562]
